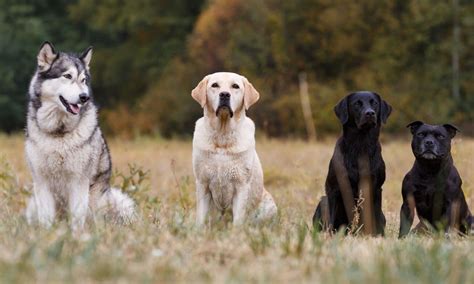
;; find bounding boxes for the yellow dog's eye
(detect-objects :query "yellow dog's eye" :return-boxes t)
[63,74,72,79]
[211,83,219,88]
[232,83,239,89]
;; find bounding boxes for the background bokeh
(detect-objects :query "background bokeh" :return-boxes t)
[0,0,473,138]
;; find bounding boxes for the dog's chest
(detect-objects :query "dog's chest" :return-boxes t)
[196,150,252,210]
[27,138,93,179]
[413,182,448,218]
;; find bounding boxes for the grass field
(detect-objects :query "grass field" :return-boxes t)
[0,134,473,283]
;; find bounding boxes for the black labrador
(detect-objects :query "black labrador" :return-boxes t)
[399,121,473,237]
[313,91,392,235]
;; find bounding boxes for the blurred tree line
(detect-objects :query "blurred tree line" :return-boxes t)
[0,0,473,137]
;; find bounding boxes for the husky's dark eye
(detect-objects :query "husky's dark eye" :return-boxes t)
[231,83,240,89]
[211,83,219,88]
[63,74,72,79]
[81,78,86,83]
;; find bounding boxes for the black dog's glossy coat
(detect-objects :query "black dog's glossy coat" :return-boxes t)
[399,122,473,237]
[313,91,392,235]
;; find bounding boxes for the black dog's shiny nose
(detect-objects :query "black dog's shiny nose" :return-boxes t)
[365,110,375,117]
[219,92,231,99]
[425,140,434,146]
[79,93,90,103]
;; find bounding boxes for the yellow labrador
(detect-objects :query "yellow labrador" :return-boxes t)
[191,72,277,226]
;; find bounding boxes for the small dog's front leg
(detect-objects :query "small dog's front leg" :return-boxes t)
[26,179,56,228]
[196,181,211,227]
[233,184,250,226]
[399,193,415,238]
[69,180,90,231]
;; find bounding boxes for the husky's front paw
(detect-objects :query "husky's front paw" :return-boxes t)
[25,196,55,228]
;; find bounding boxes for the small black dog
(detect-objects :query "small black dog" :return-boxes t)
[313,91,392,235]
[399,121,473,237]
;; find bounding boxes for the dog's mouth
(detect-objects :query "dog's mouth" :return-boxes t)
[59,96,82,115]
[358,120,377,129]
[216,105,233,118]
[419,150,443,160]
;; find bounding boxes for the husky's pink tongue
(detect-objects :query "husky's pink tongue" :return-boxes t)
[70,104,80,114]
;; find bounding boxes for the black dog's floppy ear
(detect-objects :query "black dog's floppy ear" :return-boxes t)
[443,124,460,138]
[334,95,350,125]
[374,92,392,124]
[406,121,424,135]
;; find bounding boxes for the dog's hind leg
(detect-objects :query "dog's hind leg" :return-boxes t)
[313,196,330,231]
[468,215,474,235]
[26,180,56,228]
[251,189,277,225]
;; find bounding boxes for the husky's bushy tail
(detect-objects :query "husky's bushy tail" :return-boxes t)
[95,188,137,224]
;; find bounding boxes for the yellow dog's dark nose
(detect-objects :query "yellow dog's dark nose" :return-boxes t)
[219,92,230,99]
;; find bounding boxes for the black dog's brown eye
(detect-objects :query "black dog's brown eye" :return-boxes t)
[354,100,362,107]
[231,83,239,89]
[436,134,445,139]
[211,83,219,88]
[417,132,425,137]
[63,74,72,79]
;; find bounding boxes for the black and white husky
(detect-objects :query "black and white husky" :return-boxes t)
[25,42,136,230]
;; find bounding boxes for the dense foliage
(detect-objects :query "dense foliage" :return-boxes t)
[0,0,472,137]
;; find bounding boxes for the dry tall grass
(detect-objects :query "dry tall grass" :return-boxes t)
[0,134,473,283]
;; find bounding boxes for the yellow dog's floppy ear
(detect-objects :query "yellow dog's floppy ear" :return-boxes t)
[243,76,260,110]
[191,75,209,108]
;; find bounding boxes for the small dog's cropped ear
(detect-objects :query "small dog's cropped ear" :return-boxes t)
[374,92,392,124]
[443,124,460,138]
[37,41,57,72]
[80,46,93,70]
[334,95,350,124]
[243,76,260,110]
[406,121,424,135]
[191,75,209,108]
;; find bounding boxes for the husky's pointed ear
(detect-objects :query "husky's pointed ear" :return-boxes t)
[242,76,260,110]
[80,46,93,70]
[334,94,351,125]
[373,92,392,124]
[191,75,209,108]
[37,41,57,72]
[443,124,460,138]
[406,121,424,135]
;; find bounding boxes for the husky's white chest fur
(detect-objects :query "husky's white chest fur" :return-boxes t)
[26,106,98,181]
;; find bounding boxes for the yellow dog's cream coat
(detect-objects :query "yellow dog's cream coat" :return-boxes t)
[191,72,277,226]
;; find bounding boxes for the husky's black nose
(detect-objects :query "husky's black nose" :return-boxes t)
[79,93,90,103]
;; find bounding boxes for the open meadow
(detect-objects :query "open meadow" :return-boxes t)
[0,134,473,283]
